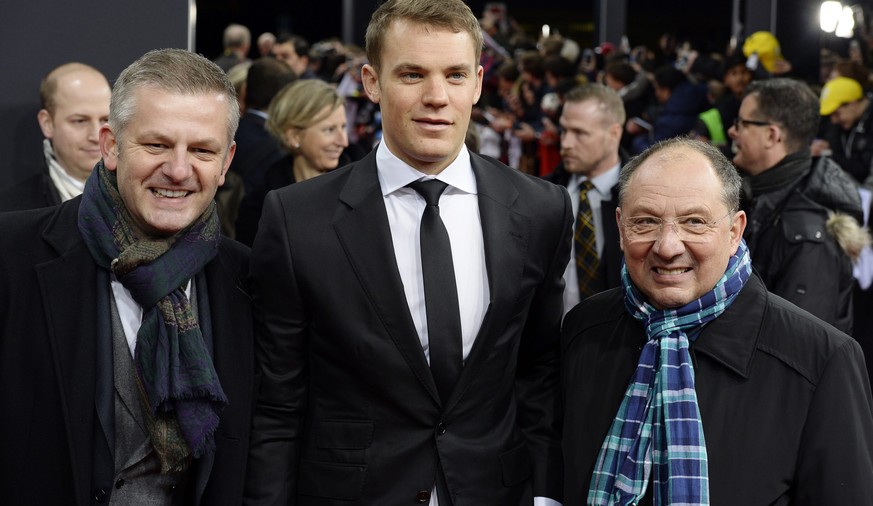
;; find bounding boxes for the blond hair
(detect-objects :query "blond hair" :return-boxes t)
[266,79,344,151]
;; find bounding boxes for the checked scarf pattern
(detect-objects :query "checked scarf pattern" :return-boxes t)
[78,161,228,472]
[587,239,752,506]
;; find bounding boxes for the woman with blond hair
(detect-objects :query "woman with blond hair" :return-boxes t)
[235,79,349,245]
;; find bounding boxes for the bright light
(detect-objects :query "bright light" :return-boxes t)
[836,6,856,38]
[542,24,551,38]
[821,1,843,32]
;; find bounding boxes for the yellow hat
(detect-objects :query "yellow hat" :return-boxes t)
[742,31,782,72]
[820,76,864,115]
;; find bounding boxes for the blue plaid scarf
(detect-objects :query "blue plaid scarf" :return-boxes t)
[78,161,228,472]
[587,239,752,506]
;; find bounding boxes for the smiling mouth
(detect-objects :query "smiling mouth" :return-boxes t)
[416,119,451,126]
[654,267,691,275]
[152,188,190,198]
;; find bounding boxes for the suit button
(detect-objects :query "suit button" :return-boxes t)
[94,488,108,503]
[437,422,447,435]
[115,479,125,489]
[416,490,431,503]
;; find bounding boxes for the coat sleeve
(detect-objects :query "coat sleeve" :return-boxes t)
[765,220,853,334]
[515,185,573,500]
[244,190,309,505]
[793,337,873,504]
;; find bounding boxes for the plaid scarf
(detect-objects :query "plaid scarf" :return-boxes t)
[587,239,752,506]
[77,161,228,472]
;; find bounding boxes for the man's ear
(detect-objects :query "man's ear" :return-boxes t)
[766,124,782,147]
[474,65,484,104]
[37,109,54,139]
[361,64,380,104]
[616,207,625,252]
[99,124,118,171]
[729,209,747,254]
[218,141,236,187]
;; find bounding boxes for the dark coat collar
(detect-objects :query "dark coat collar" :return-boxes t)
[693,273,769,379]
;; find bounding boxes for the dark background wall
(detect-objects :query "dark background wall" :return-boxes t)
[0,0,190,189]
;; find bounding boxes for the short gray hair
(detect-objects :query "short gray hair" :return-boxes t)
[619,137,742,212]
[109,48,240,145]
[223,23,251,49]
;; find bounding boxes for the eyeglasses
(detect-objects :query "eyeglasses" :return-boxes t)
[621,212,734,243]
[733,116,772,130]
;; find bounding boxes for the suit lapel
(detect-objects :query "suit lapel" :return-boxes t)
[36,202,100,505]
[333,152,440,404]
[447,155,529,408]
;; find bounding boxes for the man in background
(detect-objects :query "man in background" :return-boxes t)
[815,76,873,185]
[220,57,296,238]
[273,33,316,79]
[729,78,868,333]
[0,62,110,211]
[214,23,252,73]
[545,83,627,314]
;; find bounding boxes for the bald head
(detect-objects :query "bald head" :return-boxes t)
[40,63,109,115]
[37,63,111,181]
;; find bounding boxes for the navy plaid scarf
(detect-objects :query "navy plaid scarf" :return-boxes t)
[78,161,228,472]
[587,239,752,506]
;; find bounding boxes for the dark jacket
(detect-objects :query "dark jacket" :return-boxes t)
[0,198,255,505]
[561,274,873,505]
[234,151,355,247]
[742,151,866,334]
[0,158,61,212]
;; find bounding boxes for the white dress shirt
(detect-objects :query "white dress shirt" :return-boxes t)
[111,275,192,357]
[561,163,621,316]
[376,141,561,506]
[377,141,488,364]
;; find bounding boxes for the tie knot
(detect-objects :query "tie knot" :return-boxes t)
[409,179,449,207]
[580,179,595,193]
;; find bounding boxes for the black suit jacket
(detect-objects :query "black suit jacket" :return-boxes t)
[0,199,255,506]
[544,161,624,293]
[245,149,572,505]
[229,112,285,196]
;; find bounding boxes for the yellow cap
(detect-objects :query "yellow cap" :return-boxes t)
[742,31,782,72]
[820,76,864,115]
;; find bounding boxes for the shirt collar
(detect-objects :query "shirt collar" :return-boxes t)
[376,141,477,196]
[247,109,269,121]
[569,162,621,195]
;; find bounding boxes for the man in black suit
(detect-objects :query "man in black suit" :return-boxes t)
[244,1,571,505]
[545,84,627,313]
[219,57,296,238]
[0,62,110,211]
[0,49,254,505]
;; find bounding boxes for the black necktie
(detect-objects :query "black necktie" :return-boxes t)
[409,179,463,403]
